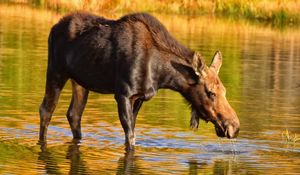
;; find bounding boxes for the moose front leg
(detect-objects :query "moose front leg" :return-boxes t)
[115,95,136,151]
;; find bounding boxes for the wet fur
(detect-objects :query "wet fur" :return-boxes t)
[190,107,200,129]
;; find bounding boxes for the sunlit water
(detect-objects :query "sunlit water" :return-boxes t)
[0,3,300,174]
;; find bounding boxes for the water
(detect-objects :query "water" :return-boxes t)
[1,3,300,174]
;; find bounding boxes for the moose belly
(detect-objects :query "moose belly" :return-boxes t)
[67,59,116,94]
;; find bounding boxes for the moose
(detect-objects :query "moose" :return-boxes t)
[39,12,240,150]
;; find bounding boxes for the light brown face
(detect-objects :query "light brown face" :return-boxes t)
[190,51,240,138]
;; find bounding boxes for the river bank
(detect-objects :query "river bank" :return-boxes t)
[6,0,300,26]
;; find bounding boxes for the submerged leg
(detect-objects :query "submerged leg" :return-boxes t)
[39,75,67,141]
[132,99,143,118]
[132,99,143,140]
[115,95,136,151]
[66,80,89,139]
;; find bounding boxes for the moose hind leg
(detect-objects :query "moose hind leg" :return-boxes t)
[39,76,67,141]
[66,80,89,140]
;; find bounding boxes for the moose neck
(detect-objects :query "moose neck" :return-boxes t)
[157,52,194,95]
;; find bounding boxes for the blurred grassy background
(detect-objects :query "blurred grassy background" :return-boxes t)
[5,0,300,26]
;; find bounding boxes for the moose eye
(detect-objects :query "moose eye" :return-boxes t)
[207,91,216,100]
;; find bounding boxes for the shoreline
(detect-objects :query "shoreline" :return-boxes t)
[5,0,300,27]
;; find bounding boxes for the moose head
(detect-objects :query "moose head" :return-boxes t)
[174,51,240,138]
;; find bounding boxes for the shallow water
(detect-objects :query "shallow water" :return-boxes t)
[0,3,300,174]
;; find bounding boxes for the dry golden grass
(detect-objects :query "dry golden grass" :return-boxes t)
[6,0,298,21]
[282,129,300,144]
[5,0,300,25]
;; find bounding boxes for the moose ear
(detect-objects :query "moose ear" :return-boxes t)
[210,51,222,74]
[171,61,199,85]
[192,52,206,77]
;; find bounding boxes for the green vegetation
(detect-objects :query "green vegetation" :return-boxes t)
[7,0,299,26]
[282,129,300,144]
[215,0,300,26]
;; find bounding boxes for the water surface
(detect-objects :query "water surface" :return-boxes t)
[0,3,300,174]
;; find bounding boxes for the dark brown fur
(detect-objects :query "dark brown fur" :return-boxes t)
[39,12,240,151]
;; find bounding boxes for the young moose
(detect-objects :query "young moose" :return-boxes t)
[39,12,240,150]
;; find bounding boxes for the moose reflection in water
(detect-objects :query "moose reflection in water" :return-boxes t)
[39,12,240,150]
[38,140,89,174]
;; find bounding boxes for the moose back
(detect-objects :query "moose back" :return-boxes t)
[39,12,240,150]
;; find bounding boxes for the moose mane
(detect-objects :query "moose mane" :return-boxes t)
[57,12,194,62]
[118,13,194,62]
